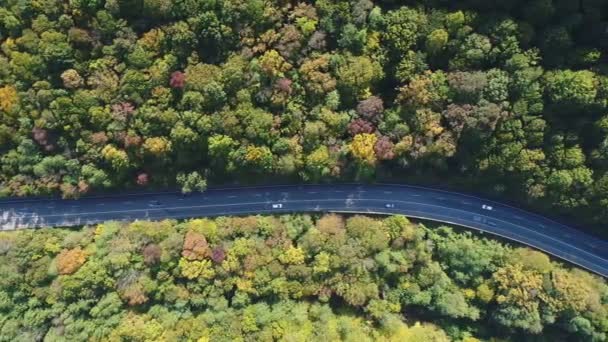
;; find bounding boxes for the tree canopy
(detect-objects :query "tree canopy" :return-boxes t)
[0,214,606,341]
[0,1,607,233]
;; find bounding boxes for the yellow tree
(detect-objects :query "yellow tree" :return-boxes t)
[244,145,274,171]
[350,133,377,165]
[278,246,306,265]
[259,49,292,78]
[493,263,547,311]
[548,269,593,313]
[397,70,447,110]
[179,258,215,280]
[0,85,18,113]
[56,247,87,275]
[102,145,130,171]
[299,54,336,95]
[143,137,172,156]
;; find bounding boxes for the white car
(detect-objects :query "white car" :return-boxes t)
[482,204,493,210]
[385,203,395,208]
[272,203,283,209]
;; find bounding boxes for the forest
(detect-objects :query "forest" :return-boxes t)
[1,0,608,230]
[0,214,606,341]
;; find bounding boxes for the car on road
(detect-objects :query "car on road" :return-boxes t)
[272,203,283,209]
[482,204,493,210]
[385,203,395,208]
[148,200,162,206]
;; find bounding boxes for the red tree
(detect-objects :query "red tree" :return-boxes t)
[374,136,395,160]
[275,78,293,94]
[170,71,186,89]
[356,96,384,121]
[348,118,375,136]
[211,247,226,263]
[136,173,149,186]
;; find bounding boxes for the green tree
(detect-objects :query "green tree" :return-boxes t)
[426,29,448,55]
[176,171,207,194]
[385,7,427,57]
[337,55,383,101]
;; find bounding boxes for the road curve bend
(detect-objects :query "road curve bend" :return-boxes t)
[1,184,607,277]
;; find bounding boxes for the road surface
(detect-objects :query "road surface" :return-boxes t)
[1,184,607,277]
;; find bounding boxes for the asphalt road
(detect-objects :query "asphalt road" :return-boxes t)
[1,184,607,277]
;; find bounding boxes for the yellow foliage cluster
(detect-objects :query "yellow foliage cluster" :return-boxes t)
[259,49,292,77]
[143,137,172,155]
[305,146,331,175]
[476,283,495,303]
[394,135,414,156]
[415,109,444,137]
[279,246,306,265]
[186,219,218,241]
[56,247,87,275]
[43,236,62,254]
[386,321,450,342]
[139,28,165,53]
[108,313,165,341]
[548,269,593,312]
[101,144,129,170]
[236,278,255,293]
[397,70,447,110]
[312,252,331,274]
[179,258,215,280]
[350,133,377,165]
[398,72,434,107]
[493,263,547,311]
[184,63,221,91]
[245,145,270,162]
[0,85,18,112]
[299,54,336,94]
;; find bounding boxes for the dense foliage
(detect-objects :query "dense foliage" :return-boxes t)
[2,1,608,227]
[0,214,606,341]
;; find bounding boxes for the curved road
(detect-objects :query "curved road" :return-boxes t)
[1,184,607,277]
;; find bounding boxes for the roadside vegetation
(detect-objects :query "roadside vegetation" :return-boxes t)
[1,1,608,230]
[0,214,606,341]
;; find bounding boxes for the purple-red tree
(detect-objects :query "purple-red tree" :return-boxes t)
[136,173,149,186]
[356,96,384,122]
[275,78,293,94]
[348,118,375,136]
[111,102,135,122]
[374,136,395,160]
[211,247,226,263]
[170,71,186,89]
